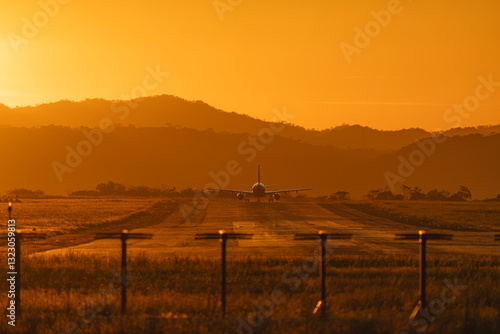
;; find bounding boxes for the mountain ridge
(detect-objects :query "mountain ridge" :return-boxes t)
[1,95,499,151]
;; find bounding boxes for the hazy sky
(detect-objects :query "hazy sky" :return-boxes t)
[2,0,500,130]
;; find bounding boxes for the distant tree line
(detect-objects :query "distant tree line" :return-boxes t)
[70,181,184,197]
[1,188,46,201]
[5,182,500,202]
[317,191,351,201]
[365,185,473,201]
[69,181,240,198]
[483,194,500,202]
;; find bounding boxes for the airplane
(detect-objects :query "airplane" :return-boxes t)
[209,165,311,202]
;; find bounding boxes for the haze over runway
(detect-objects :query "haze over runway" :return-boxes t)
[42,201,499,258]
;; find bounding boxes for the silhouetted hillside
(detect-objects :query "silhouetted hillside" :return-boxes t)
[0,126,498,199]
[1,96,499,151]
[370,133,500,199]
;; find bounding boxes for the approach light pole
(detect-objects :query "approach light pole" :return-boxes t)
[195,230,253,317]
[2,202,47,322]
[396,230,452,320]
[95,230,153,316]
[294,231,352,318]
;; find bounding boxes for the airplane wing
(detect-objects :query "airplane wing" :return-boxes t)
[265,188,312,194]
[207,188,253,194]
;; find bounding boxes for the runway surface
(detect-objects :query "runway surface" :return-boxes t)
[42,201,499,258]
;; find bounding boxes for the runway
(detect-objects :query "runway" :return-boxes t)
[42,201,499,258]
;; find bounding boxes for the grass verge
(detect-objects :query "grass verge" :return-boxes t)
[0,253,498,333]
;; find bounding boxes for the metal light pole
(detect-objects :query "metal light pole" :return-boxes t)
[294,231,352,318]
[221,232,227,315]
[1,227,47,322]
[195,230,253,317]
[95,230,153,316]
[396,230,452,320]
[320,233,326,315]
[121,232,127,315]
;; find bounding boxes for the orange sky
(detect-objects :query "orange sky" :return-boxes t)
[1,0,500,130]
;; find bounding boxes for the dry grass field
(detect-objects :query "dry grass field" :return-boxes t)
[0,198,157,233]
[0,253,497,334]
[344,200,500,231]
[0,199,178,254]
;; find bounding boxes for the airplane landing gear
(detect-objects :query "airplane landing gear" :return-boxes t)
[268,196,274,203]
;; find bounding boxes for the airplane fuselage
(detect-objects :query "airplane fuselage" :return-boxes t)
[252,182,266,197]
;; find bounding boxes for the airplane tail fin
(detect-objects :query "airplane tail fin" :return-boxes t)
[258,164,261,183]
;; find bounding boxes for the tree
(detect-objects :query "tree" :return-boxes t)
[328,193,338,200]
[482,194,500,202]
[450,186,471,201]
[376,190,403,200]
[426,189,450,201]
[365,188,403,200]
[409,187,426,200]
[179,188,195,198]
[366,189,382,200]
[96,181,126,195]
[401,185,411,200]
[7,188,45,198]
[335,191,350,200]
[70,190,98,196]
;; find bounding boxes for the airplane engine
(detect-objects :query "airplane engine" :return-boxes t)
[274,193,281,200]
[237,193,245,200]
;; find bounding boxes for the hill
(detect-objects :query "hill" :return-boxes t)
[1,96,499,151]
[0,126,498,199]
